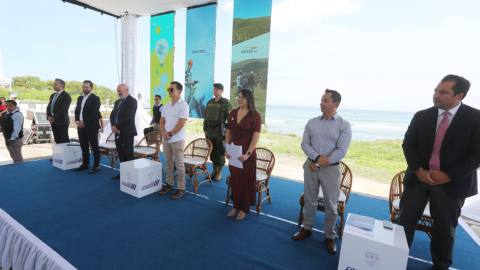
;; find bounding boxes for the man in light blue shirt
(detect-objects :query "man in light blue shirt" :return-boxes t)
[293,89,352,255]
[1,100,24,163]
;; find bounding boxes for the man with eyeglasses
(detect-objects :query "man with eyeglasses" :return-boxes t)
[203,83,232,181]
[158,81,190,199]
[150,95,164,132]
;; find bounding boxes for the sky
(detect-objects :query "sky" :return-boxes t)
[1,0,480,112]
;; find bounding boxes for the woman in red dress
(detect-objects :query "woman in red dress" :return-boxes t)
[0,97,6,117]
[225,89,261,220]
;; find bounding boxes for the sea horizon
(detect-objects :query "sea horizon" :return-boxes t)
[264,104,414,141]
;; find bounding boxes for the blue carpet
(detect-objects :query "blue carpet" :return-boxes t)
[0,154,479,269]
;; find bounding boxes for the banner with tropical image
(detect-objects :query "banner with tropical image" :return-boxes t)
[185,3,217,118]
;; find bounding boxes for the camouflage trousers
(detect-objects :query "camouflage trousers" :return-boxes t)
[206,133,226,168]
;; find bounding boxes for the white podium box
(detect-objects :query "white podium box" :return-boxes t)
[52,143,83,170]
[120,158,163,198]
[338,213,409,270]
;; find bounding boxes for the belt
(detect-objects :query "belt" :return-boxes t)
[310,158,340,166]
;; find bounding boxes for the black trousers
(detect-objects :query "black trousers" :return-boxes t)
[78,126,100,167]
[398,182,465,269]
[115,135,134,163]
[51,123,70,143]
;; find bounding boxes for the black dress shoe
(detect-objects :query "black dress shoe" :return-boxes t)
[89,167,100,174]
[326,238,337,255]
[112,173,120,179]
[292,228,312,240]
[74,164,89,171]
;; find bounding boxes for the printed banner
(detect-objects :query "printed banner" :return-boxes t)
[150,12,175,107]
[230,0,272,123]
[185,4,217,118]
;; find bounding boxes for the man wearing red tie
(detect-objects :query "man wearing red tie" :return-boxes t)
[400,74,480,270]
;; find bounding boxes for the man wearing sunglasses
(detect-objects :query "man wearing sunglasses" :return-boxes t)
[158,82,190,199]
[150,95,163,132]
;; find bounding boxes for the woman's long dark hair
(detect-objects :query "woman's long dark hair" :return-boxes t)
[0,97,5,105]
[239,89,256,116]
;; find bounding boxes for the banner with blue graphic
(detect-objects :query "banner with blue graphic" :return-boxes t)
[230,0,272,123]
[150,12,175,107]
[185,4,217,118]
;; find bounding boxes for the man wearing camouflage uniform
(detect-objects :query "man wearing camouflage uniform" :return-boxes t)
[203,83,232,181]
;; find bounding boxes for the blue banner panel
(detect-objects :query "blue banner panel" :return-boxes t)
[150,12,175,107]
[230,0,272,123]
[185,4,217,118]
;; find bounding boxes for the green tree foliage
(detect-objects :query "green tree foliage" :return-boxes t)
[9,76,118,104]
[232,17,271,45]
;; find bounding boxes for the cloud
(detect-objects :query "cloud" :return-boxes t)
[272,0,359,31]
[222,1,233,13]
[444,15,463,26]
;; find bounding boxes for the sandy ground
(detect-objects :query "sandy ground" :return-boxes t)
[0,117,478,240]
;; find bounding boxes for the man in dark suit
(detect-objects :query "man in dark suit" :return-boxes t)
[399,74,480,270]
[46,78,72,144]
[110,83,137,179]
[74,80,101,174]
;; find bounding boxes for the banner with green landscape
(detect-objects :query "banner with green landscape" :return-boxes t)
[230,0,272,123]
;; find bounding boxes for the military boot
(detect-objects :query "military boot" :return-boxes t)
[210,165,217,180]
[214,166,223,181]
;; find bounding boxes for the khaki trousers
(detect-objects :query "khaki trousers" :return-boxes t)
[6,139,24,163]
[163,140,186,190]
[153,122,160,132]
[303,160,341,239]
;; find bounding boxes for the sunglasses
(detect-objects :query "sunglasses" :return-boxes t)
[168,88,177,92]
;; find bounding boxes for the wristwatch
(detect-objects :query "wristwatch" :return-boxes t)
[168,132,172,136]
[314,163,320,168]
[247,151,252,155]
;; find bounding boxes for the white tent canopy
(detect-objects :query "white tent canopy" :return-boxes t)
[62,0,217,17]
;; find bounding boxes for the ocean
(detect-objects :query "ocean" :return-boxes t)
[265,105,415,141]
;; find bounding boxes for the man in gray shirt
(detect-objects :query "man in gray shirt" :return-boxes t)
[293,89,352,255]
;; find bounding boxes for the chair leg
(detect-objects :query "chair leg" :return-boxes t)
[339,214,344,239]
[193,174,198,194]
[257,191,263,216]
[226,182,231,206]
[266,187,272,203]
[298,205,304,227]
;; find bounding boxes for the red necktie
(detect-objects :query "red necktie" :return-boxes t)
[429,111,449,170]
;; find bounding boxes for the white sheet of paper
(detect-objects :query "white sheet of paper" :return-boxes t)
[226,143,243,169]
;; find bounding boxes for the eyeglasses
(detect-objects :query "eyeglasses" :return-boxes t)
[168,88,177,92]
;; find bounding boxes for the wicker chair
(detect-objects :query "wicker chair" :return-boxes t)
[389,170,433,238]
[134,132,162,162]
[182,138,213,194]
[297,161,353,239]
[98,132,118,169]
[225,147,276,215]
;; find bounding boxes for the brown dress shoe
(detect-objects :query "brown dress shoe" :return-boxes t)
[326,238,337,254]
[292,228,312,240]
